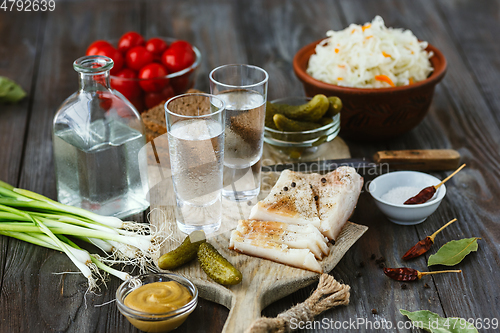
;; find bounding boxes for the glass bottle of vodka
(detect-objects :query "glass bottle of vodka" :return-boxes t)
[52,55,149,218]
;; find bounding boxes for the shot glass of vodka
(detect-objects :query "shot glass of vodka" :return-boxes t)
[209,64,268,201]
[165,93,225,234]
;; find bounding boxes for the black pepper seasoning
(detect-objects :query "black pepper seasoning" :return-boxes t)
[375,256,386,264]
[314,195,319,201]
[283,187,288,191]
[321,177,327,183]
[291,182,296,188]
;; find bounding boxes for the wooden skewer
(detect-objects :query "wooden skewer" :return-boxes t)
[405,164,466,205]
[418,270,462,279]
[429,218,457,242]
[434,163,466,189]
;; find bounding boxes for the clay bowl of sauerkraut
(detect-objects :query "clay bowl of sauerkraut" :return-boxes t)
[293,16,446,141]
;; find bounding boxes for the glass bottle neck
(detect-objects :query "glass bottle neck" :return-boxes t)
[79,72,110,91]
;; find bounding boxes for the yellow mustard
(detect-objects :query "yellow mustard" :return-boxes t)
[125,281,192,314]
[123,281,193,332]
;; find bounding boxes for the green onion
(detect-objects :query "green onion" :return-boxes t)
[0,180,162,290]
[13,188,124,228]
[90,255,132,281]
[0,180,14,191]
[75,236,114,253]
[0,230,60,252]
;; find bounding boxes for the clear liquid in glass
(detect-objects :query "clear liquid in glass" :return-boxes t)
[53,119,149,218]
[168,118,224,233]
[217,89,265,201]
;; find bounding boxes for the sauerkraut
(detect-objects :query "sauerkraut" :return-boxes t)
[307,16,434,88]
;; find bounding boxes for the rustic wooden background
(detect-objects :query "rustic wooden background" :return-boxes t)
[1,0,499,332]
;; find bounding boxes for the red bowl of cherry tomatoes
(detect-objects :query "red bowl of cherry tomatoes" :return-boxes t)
[86,32,201,112]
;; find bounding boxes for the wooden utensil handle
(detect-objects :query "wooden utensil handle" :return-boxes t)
[373,149,461,171]
[222,291,263,333]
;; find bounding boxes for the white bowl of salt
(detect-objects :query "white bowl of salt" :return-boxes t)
[368,171,446,225]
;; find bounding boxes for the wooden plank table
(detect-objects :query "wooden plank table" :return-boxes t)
[1,0,499,332]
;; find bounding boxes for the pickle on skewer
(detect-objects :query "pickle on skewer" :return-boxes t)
[198,243,242,285]
[273,114,322,132]
[272,94,329,122]
[158,230,206,270]
[325,96,342,117]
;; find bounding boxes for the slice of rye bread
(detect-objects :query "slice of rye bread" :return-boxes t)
[141,88,203,142]
[142,105,167,143]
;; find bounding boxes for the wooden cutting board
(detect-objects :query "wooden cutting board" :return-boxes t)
[145,136,368,332]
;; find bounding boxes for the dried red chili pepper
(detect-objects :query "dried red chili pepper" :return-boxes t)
[404,186,436,204]
[383,267,462,282]
[402,218,457,260]
[384,267,419,281]
[404,164,466,205]
[402,237,434,260]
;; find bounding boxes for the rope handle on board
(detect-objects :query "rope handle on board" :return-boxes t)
[245,274,350,333]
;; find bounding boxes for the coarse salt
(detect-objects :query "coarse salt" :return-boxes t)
[381,186,421,205]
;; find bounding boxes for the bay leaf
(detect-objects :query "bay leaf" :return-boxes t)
[428,237,479,266]
[400,309,478,333]
[0,76,26,104]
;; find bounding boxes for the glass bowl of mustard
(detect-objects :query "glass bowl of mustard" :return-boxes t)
[116,273,198,333]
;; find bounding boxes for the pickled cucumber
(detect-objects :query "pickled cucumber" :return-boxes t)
[158,230,206,270]
[273,94,329,122]
[198,243,242,285]
[273,114,321,132]
[265,102,278,129]
[325,96,342,117]
[319,117,334,127]
[312,135,328,146]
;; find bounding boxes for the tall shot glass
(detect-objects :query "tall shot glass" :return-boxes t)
[165,93,225,234]
[209,64,268,201]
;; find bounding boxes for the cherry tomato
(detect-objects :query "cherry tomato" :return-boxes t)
[111,68,141,100]
[126,46,154,71]
[161,41,196,73]
[138,63,169,92]
[118,31,145,54]
[86,40,113,56]
[96,91,133,118]
[169,40,193,52]
[94,45,124,74]
[170,74,192,94]
[128,93,145,113]
[161,85,175,100]
[145,38,168,56]
[91,73,107,86]
[144,86,175,109]
[144,91,165,109]
[96,91,114,111]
